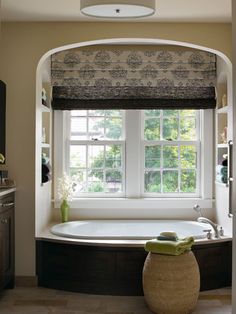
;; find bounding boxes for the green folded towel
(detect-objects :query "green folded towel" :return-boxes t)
[145,236,194,256]
[157,235,178,241]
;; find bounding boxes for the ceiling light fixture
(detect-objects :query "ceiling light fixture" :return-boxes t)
[80,0,156,18]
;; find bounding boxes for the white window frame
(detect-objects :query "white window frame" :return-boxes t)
[68,141,126,198]
[140,110,201,198]
[54,109,213,208]
[55,110,126,198]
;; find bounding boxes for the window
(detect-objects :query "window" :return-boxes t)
[54,109,212,200]
[67,110,125,197]
[143,110,200,196]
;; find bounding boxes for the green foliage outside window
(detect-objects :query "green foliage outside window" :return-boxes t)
[144,109,198,194]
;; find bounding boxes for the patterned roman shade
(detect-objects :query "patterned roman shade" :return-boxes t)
[51,49,216,110]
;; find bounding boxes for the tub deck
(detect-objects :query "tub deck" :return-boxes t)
[50,220,210,240]
[36,224,232,295]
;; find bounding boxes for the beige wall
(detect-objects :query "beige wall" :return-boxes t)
[0,22,232,276]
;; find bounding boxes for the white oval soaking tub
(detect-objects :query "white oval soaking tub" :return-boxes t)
[50,220,211,240]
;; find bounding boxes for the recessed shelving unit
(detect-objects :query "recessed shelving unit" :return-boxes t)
[216,68,228,168]
[214,56,232,237]
[36,55,53,238]
[41,82,52,185]
[214,54,233,203]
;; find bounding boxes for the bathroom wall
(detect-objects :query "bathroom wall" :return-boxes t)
[0,22,232,277]
[231,0,236,309]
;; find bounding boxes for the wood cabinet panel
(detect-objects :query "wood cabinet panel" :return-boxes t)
[0,192,15,290]
[193,242,232,290]
[36,240,232,295]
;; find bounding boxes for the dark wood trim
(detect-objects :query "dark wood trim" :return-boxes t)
[36,239,232,296]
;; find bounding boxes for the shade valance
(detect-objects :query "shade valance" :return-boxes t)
[51,49,216,110]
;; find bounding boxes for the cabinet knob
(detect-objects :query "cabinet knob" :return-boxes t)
[1,219,8,224]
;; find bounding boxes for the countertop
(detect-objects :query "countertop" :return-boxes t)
[0,187,16,197]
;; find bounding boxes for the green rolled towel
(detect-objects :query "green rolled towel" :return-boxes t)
[216,173,227,184]
[145,236,195,256]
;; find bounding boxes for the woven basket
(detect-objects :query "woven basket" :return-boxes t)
[143,251,200,314]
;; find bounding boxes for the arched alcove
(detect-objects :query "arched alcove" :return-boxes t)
[35,38,232,236]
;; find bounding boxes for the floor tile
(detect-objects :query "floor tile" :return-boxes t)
[0,286,232,314]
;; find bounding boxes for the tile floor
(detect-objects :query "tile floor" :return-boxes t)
[0,286,232,314]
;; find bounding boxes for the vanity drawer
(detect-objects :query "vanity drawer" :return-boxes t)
[0,194,14,213]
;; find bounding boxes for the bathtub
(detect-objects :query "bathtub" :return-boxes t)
[50,219,212,240]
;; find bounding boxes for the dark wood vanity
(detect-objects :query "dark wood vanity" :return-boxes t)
[0,190,15,290]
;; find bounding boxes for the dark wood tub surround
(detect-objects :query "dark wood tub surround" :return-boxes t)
[36,239,232,296]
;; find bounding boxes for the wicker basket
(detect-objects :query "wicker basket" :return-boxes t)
[143,251,200,314]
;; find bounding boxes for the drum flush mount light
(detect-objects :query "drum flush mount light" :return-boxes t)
[80,0,156,18]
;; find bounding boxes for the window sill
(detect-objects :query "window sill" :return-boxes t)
[54,197,214,210]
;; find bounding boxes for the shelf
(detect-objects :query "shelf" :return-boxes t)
[41,143,50,148]
[41,103,50,112]
[217,106,228,114]
[41,80,52,186]
[217,143,228,148]
[215,181,228,188]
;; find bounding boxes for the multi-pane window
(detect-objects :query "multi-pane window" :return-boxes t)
[143,110,199,195]
[68,110,125,196]
[61,109,201,198]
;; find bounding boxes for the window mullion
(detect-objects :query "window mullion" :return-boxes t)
[178,143,181,193]
[160,111,163,194]
[104,114,106,140]
[160,110,163,141]
[177,110,180,193]
[126,110,141,197]
[86,110,89,139]
[86,144,89,192]
[86,112,89,192]
[64,111,71,175]
[161,144,163,194]
[196,140,201,197]
[69,140,124,145]
[103,145,106,192]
